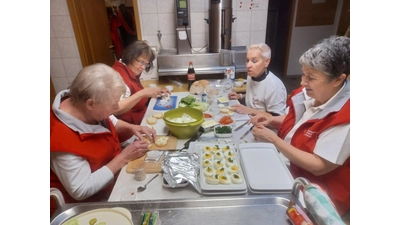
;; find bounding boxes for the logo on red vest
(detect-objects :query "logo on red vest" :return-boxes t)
[304,129,317,138]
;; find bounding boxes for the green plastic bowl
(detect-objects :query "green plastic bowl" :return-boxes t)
[163,107,205,139]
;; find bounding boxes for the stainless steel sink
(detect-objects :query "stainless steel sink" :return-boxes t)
[51,194,302,225]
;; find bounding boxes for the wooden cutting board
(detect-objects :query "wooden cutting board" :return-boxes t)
[148,135,178,150]
[126,136,177,174]
[126,154,165,174]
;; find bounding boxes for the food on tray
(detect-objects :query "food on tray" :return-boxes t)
[219,116,234,125]
[205,176,219,185]
[189,79,210,95]
[225,157,235,167]
[154,136,169,147]
[228,165,240,174]
[203,146,212,152]
[152,112,163,119]
[231,174,244,184]
[204,153,212,160]
[220,108,230,114]
[214,160,224,169]
[214,151,223,160]
[146,117,157,125]
[212,145,220,152]
[218,175,231,184]
[215,125,233,135]
[204,166,214,177]
[203,159,212,168]
[222,146,231,151]
[224,150,235,158]
[203,113,212,118]
[216,167,226,175]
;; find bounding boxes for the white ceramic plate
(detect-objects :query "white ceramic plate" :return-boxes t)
[62,207,133,225]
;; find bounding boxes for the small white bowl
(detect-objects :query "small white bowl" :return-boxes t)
[234,81,244,87]
[165,85,174,92]
[214,125,233,138]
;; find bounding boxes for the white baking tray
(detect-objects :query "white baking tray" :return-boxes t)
[238,143,294,192]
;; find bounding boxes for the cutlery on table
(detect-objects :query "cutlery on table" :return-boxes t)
[137,174,159,192]
[240,125,254,139]
[234,120,250,131]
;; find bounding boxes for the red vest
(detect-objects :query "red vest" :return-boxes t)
[278,86,350,215]
[50,109,121,216]
[112,61,148,125]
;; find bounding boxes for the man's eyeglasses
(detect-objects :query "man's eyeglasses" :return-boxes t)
[135,58,150,69]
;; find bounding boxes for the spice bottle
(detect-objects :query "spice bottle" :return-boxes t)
[187,62,196,91]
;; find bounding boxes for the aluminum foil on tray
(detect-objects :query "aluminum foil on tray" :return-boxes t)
[162,151,201,193]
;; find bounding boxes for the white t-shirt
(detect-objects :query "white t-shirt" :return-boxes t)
[245,71,287,115]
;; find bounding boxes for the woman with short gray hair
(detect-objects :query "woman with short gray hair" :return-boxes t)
[250,36,350,218]
[50,63,157,216]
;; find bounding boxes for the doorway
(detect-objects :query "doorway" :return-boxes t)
[265,0,293,78]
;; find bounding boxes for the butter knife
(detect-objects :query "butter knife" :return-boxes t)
[240,125,254,139]
[234,120,249,131]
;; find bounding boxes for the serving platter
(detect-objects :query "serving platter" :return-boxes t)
[189,142,247,192]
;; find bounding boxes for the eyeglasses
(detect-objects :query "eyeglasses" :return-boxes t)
[135,58,150,69]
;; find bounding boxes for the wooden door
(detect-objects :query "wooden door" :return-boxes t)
[66,0,115,67]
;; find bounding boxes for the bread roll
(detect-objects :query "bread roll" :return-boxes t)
[146,117,157,125]
[220,108,230,114]
[152,112,163,119]
[154,136,169,147]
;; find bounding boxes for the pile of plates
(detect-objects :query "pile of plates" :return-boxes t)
[188,142,248,196]
[239,143,294,194]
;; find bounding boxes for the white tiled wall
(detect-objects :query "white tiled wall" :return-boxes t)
[50,0,82,93]
[139,0,268,50]
[50,0,268,93]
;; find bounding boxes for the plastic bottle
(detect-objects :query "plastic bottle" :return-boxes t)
[221,68,234,97]
[187,62,196,91]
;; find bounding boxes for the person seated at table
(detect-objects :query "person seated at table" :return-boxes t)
[228,43,287,116]
[112,40,169,125]
[50,63,157,216]
[250,36,350,218]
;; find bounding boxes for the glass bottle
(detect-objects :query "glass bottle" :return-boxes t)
[187,62,196,91]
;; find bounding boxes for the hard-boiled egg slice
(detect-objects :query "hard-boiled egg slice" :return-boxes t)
[224,150,235,158]
[218,175,231,184]
[204,166,214,177]
[212,145,220,153]
[225,157,236,167]
[214,160,224,169]
[203,146,212,153]
[214,151,223,160]
[216,167,226,175]
[221,145,231,152]
[228,165,240,174]
[205,176,219,185]
[203,159,212,168]
[203,153,212,160]
[231,173,243,184]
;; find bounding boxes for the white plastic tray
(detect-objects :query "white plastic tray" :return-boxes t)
[62,207,133,225]
[239,143,294,192]
[189,142,247,192]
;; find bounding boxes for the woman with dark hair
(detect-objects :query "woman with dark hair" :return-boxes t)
[250,36,350,218]
[112,40,169,125]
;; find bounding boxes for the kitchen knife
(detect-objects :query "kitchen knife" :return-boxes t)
[240,125,254,139]
[234,120,250,131]
[181,127,205,150]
